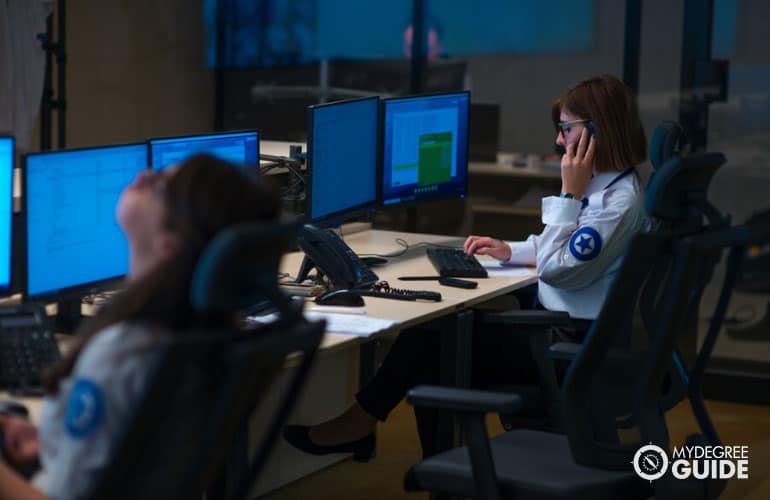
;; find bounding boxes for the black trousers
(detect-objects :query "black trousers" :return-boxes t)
[355,297,592,457]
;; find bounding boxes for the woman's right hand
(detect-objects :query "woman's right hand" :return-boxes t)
[464,235,512,261]
[560,128,596,198]
[0,414,39,466]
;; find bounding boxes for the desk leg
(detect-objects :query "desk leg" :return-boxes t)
[358,340,378,388]
[437,309,474,449]
[431,309,474,500]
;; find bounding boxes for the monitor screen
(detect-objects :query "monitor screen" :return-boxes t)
[24,144,149,298]
[0,137,13,292]
[306,96,379,223]
[149,130,259,171]
[381,91,469,206]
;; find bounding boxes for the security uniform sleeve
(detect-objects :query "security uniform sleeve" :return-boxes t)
[533,188,646,290]
[39,325,158,500]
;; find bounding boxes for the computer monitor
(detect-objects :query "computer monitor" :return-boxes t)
[380,91,470,206]
[306,96,379,224]
[0,136,13,293]
[23,143,149,302]
[149,130,259,171]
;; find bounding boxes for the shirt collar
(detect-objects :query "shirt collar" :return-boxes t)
[584,170,630,198]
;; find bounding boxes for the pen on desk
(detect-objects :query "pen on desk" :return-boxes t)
[307,306,368,315]
[398,276,442,281]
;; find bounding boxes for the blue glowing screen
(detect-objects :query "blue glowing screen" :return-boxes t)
[25,144,148,297]
[150,131,259,171]
[381,92,468,206]
[0,137,13,291]
[308,97,379,222]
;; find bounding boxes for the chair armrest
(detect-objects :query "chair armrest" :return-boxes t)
[548,342,581,361]
[480,309,572,327]
[407,385,522,415]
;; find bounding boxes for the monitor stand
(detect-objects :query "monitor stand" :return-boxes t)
[55,298,84,334]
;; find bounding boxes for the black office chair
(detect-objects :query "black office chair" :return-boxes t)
[83,221,325,500]
[649,120,689,170]
[403,212,747,499]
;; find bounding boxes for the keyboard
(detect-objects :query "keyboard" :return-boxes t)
[0,305,61,395]
[357,282,442,302]
[426,248,489,278]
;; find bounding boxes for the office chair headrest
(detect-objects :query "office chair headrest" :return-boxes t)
[645,152,726,221]
[649,121,688,169]
[190,218,301,318]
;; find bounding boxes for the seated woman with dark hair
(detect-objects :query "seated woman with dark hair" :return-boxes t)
[0,154,280,499]
[285,74,650,460]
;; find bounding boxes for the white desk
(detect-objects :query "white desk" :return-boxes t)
[282,228,537,333]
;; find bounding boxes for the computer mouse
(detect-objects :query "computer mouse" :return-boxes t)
[314,289,365,307]
[0,400,29,418]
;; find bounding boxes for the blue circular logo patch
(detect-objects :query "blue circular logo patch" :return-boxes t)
[569,227,602,261]
[65,379,105,439]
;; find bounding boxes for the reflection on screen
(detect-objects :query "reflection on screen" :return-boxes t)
[308,97,378,222]
[0,138,12,291]
[381,92,468,206]
[150,131,259,171]
[25,144,148,297]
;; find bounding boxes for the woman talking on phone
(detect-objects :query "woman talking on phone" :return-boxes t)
[285,74,649,460]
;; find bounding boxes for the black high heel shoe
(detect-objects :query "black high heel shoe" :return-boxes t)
[282,425,376,462]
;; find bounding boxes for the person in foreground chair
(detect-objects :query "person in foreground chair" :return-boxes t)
[284,74,648,460]
[0,154,280,499]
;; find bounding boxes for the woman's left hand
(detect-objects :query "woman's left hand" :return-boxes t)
[560,128,596,199]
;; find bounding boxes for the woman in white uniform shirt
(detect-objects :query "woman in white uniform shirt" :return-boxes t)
[0,154,279,499]
[285,74,649,460]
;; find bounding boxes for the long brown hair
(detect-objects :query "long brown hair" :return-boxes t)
[44,154,280,393]
[551,74,647,172]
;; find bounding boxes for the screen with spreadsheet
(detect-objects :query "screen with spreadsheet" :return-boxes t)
[381,91,469,207]
[149,130,259,171]
[24,144,148,298]
[0,137,13,292]
[306,97,379,223]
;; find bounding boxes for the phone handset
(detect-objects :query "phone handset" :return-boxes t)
[295,224,379,290]
[585,121,596,138]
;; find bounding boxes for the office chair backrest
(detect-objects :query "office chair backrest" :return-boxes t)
[85,321,324,500]
[644,151,729,371]
[561,230,714,470]
[85,220,324,500]
[649,120,688,169]
[190,219,303,322]
[645,152,727,230]
[561,231,678,468]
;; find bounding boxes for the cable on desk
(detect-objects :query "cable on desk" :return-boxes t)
[357,238,462,259]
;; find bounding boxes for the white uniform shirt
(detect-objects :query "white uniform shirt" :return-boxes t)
[32,323,167,500]
[503,169,647,319]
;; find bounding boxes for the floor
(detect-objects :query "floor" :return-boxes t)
[262,398,770,499]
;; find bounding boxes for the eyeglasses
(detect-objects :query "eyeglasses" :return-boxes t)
[556,119,591,138]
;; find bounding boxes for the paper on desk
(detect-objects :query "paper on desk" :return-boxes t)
[245,311,398,338]
[304,312,398,337]
[481,260,537,277]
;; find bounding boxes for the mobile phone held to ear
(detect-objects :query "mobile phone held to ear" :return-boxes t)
[585,121,596,138]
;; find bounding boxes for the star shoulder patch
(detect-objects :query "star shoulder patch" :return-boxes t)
[64,378,105,439]
[569,227,603,261]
